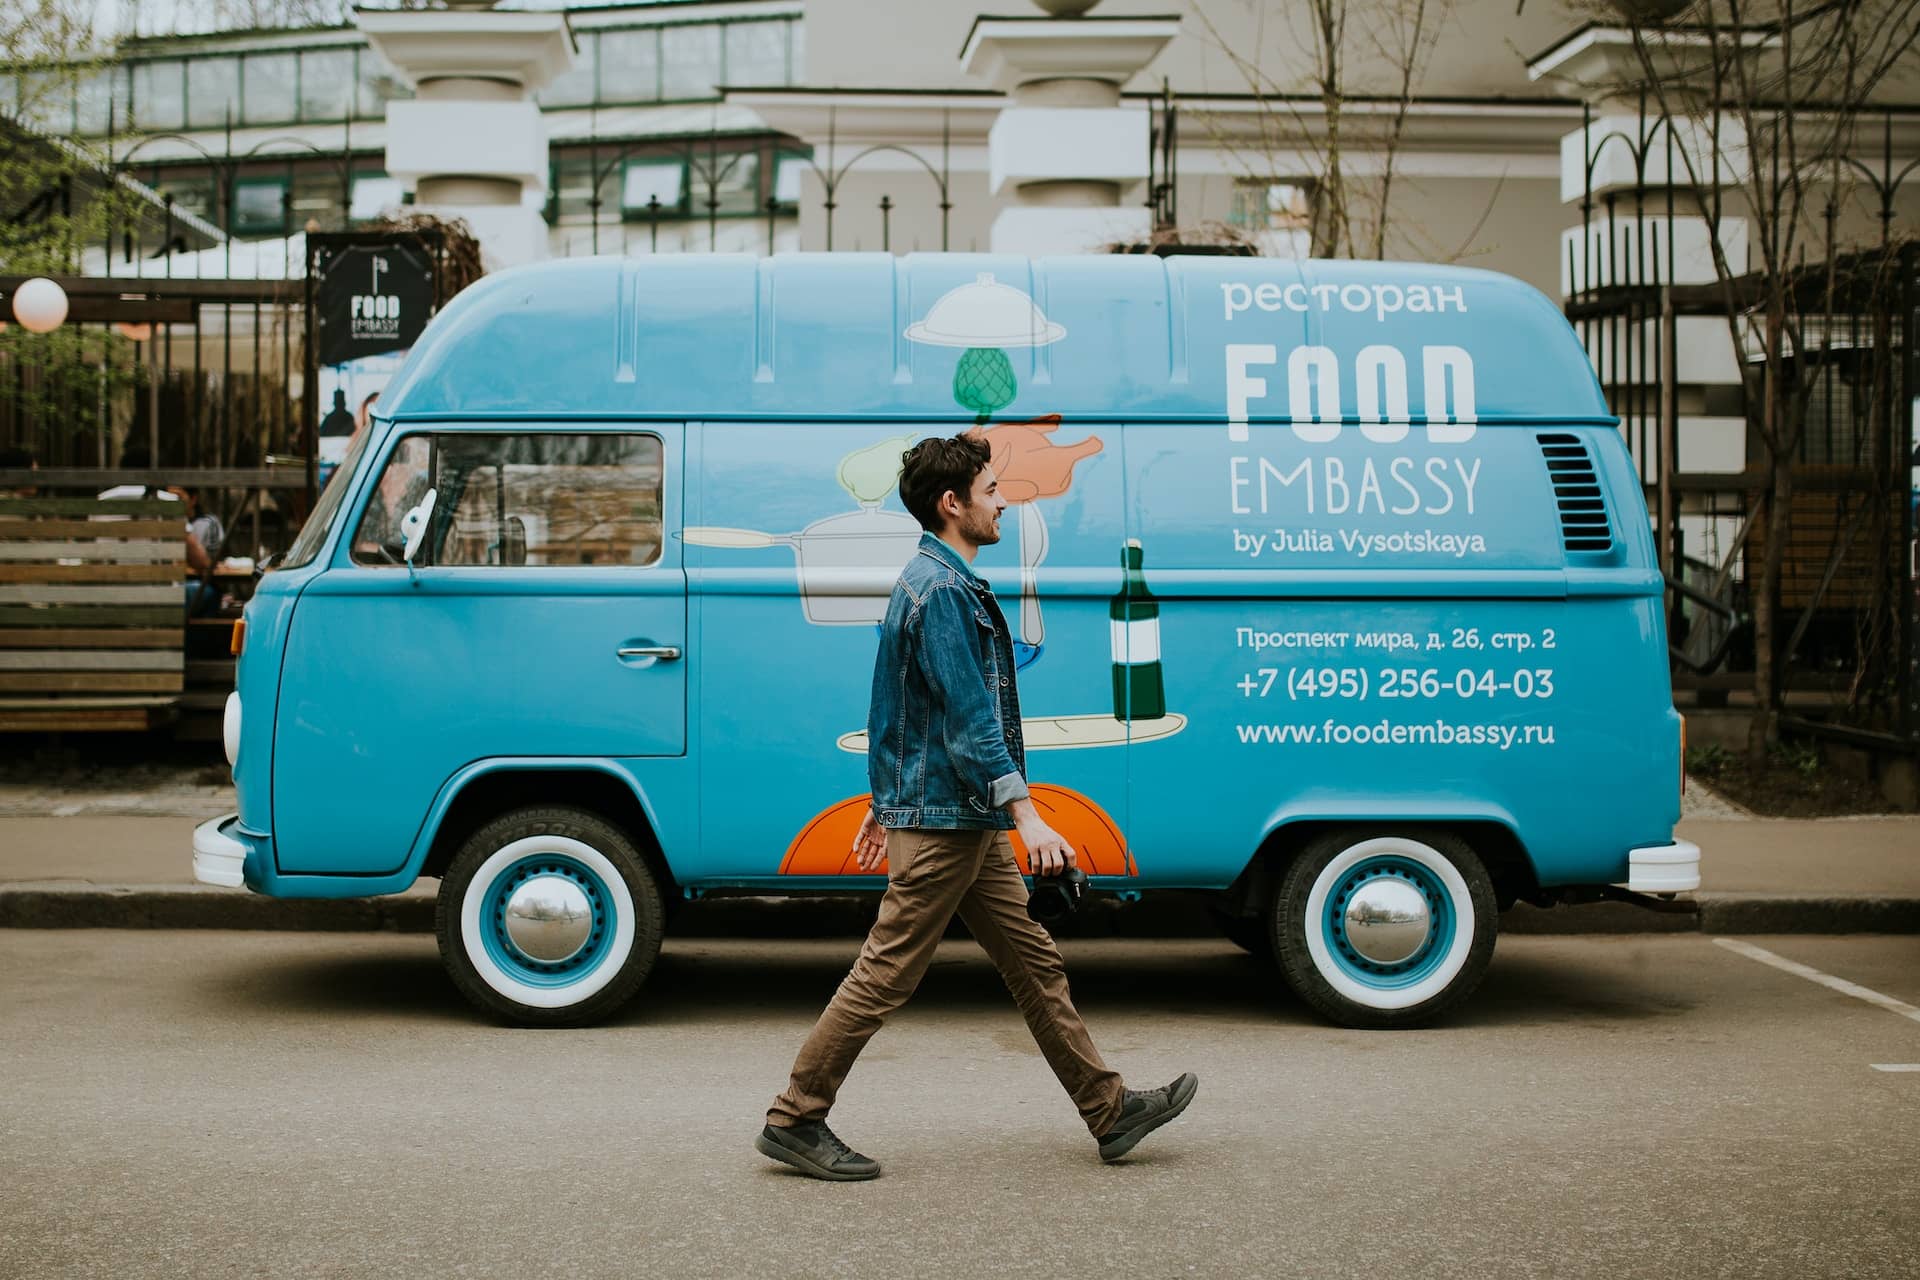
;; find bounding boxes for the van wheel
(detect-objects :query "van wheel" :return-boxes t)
[435,806,664,1028]
[1272,828,1496,1029]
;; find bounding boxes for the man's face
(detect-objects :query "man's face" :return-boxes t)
[947,464,1006,548]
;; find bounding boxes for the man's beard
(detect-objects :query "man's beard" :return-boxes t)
[963,504,1001,546]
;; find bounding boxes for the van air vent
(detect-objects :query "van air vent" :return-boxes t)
[1535,433,1612,554]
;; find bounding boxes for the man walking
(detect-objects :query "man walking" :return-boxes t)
[756,432,1197,1181]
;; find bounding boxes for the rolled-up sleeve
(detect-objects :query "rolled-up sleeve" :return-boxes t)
[988,770,1030,808]
[914,584,1028,807]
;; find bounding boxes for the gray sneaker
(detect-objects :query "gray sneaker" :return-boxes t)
[1096,1072,1198,1162]
[755,1120,881,1181]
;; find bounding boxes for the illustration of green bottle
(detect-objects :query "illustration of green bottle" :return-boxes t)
[1110,539,1166,721]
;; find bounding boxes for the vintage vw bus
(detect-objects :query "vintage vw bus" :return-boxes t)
[193,253,1698,1029]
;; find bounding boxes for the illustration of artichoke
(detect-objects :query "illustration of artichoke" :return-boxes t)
[902,273,1067,425]
[954,347,1018,423]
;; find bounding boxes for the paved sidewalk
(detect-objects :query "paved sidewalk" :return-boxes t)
[0,782,1913,933]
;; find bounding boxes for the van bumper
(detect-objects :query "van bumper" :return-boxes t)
[192,813,251,888]
[1625,840,1701,893]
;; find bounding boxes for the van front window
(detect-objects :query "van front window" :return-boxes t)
[350,432,664,568]
[278,427,372,570]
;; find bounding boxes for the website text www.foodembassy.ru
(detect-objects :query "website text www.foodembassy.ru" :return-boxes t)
[1235,719,1556,750]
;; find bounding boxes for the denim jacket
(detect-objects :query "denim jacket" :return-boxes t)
[867,533,1028,830]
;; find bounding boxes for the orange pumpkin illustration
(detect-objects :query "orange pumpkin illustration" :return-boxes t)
[779,784,1136,877]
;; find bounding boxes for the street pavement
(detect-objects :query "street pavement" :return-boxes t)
[2,930,1916,1279]
[2,803,1916,934]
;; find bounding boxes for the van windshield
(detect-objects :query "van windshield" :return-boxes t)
[278,428,371,570]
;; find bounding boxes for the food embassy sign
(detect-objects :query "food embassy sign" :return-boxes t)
[312,240,436,366]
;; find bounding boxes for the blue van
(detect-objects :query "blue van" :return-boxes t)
[192,253,1698,1029]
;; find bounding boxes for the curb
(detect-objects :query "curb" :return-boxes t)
[2,883,1917,936]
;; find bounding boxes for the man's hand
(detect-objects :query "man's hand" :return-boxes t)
[853,808,888,873]
[1009,801,1077,878]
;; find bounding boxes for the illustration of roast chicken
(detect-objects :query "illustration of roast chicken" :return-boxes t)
[981,415,1103,503]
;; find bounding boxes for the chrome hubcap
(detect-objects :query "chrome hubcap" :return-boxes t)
[502,875,595,963]
[1342,878,1432,965]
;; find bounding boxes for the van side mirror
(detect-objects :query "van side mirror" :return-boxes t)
[400,488,438,566]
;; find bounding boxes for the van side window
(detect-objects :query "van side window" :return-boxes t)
[350,433,664,568]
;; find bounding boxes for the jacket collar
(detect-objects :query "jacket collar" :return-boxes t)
[917,531,980,583]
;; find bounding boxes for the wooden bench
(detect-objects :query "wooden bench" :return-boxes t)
[0,497,186,732]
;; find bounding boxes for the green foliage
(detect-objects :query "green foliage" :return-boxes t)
[1,2,140,274]
[1685,741,1733,779]
[1776,740,1823,780]
[0,321,141,463]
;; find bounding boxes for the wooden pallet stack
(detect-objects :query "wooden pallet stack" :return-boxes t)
[0,496,185,732]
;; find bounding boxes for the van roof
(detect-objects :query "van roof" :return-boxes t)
[377,253,1610,425]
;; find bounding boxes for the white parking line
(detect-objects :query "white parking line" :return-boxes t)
[1714,938,1920,1026]
[1870,1064,1920,1072]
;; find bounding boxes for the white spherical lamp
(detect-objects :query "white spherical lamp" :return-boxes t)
[11,278,69,333]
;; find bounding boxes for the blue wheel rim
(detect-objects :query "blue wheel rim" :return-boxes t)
[478,853,616,989]
[1320,854,1456,990]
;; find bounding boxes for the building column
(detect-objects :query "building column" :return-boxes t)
[961,3,1178,255]
[356,2,575,269]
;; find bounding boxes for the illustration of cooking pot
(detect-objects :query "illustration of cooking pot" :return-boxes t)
[684,505,923,626]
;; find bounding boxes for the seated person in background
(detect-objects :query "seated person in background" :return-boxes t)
[92,445,212,611]
[171,486,225,617]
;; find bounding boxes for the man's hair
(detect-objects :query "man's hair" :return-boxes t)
[898,431,991,531]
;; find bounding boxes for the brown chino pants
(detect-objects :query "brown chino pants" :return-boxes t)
[766,827,1127,1137]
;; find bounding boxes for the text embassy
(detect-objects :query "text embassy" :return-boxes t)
[1230,454,1482,517]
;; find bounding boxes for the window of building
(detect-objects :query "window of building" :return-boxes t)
[358,54,411,119]
[74,66,118,134]
[1229,180,1317,232]
[724,20,788,86]
[597,27,659,102]
[151,171,215,224]
[622,160,686,218]
[17,70,72,132]
[299,47,356,121]
[350,174,406,223]
[186,56,239,129]
[541,31,597,107]
[788,20,805,80]
[661,24,721,99]
[772,153,807,209]
[242,52,298,125]
[351,433,665,569]
[131,60,185,131]
[1795,352,1871,466]
[546,156,615,226]
[690,150,760,218]
[231,178,288,236]
[290,170,348,229]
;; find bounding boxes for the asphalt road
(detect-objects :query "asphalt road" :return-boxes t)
[2,930,1916,1280]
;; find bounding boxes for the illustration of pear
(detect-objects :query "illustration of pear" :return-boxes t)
[837,433,918,505]
[904,273,1067,424]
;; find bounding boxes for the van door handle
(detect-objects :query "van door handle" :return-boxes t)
[617,646,682,661]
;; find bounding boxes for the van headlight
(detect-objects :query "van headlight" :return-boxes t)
[223,692,242,769]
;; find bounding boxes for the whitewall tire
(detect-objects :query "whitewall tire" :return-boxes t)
[1272,828,1497,1029]
[435,806,664,1027]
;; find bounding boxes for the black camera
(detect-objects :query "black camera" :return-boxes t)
[1026,866,1090,929]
